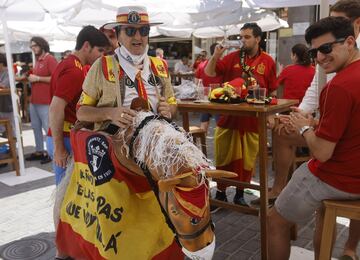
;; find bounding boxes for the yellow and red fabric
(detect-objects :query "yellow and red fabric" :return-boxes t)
[214,128,259,190]
[173,184,209,218]
[56,129,183,260]
[213,50,276,189]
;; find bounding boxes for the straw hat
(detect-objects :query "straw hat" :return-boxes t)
[103,6,162,29]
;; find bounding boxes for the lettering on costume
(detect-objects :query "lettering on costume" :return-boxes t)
[76,182,95,202]
[96,196,124,223]
[74,59,83,70]
[66,201,81,219]
[95,220,122,254]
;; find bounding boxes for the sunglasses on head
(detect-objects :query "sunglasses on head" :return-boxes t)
[122,26,150,37]
[309,38,346,60]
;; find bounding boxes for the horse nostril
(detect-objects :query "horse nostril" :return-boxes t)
[190,217,200,225]
[170,206,179,215]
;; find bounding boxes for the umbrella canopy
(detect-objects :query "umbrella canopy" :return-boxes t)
[0,0,83,175]
[250,0,336,8]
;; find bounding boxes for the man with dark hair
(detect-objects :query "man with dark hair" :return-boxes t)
[26,36,58,164]
[268,16,360,260]
[48,25,108,185]
[205,22,277,208]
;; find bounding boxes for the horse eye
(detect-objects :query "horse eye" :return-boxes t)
[190,217,200,225]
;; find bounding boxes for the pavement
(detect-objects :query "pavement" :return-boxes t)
[0,114,358,260]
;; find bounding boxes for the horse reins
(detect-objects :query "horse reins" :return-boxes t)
[129,115,214,245]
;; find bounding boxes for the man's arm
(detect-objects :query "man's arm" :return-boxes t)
[28,74,52,83]
[289,112,336,162]
[49,96,68,168]
[77,105,136,129]
[204,44,226,77]
[302,129,336,162]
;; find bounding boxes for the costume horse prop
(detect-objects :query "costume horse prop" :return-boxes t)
[54,98,236,260]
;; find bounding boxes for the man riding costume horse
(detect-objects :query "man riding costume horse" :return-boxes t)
[55,6,235,260]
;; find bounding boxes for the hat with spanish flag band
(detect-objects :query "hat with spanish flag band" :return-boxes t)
[103,6,162,29]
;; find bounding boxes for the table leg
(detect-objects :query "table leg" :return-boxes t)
[182,112,190,132]
[258,113,269,260]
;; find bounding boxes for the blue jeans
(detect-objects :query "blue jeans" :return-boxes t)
[47,136,72,185]
[30,104,49,152]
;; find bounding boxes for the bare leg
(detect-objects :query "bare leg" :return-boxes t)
[268,207,293,260]
[270,130,306,198]
[343,219,360,259]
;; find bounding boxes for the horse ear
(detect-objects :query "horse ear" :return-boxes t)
[205,170,237,178]
[158,178,181,192]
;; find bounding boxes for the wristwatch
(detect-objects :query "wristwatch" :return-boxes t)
[299,125,314,136]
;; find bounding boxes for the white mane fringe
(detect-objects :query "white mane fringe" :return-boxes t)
[122,111,212,179]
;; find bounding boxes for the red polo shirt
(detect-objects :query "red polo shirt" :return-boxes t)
[308,60,360,194]
[48,55,85,136]
[31,53,58,105]
[214,50,277,132]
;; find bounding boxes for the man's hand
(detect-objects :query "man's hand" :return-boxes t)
[54,146,69,168]
[213,43,227,60]
[107,107,136,129]
[289,112,314,132]
[274,115,297,135]
[28,74,39,83]
[157,97,172,119]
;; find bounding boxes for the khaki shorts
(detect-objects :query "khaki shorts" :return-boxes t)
[275,162,360,224]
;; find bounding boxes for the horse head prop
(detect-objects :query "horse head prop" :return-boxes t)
[109,97,236,259]
[55,97,236,260]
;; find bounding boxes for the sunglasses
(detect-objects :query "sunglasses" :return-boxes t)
[122,26,150,37]
[309,38,346,60]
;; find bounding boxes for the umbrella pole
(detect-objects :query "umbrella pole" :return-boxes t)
[1,9,26,176]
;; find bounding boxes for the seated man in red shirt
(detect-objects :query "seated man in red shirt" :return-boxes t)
[268,16,360,260]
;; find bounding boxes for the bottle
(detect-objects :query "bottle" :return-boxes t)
[221,40,243,49]
[197,79,204,100]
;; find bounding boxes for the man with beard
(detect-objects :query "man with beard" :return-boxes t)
[205,23,277,209]
[26,36,58,164]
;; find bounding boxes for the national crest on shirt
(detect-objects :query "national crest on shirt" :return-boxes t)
[256,62,265,75]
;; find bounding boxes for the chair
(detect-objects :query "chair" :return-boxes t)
[189,126,207,156]
[0,119,20,176]
[319,200,360,260]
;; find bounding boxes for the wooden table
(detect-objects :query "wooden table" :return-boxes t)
[177,99,298,260]
[0,88,11,96]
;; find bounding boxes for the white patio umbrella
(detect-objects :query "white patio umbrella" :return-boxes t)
[193,11,288,38]
[0,0,81,176]
[249,0,336,8]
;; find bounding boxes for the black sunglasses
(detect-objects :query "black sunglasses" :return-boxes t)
[122,26,150,37]
[309,38,346,59]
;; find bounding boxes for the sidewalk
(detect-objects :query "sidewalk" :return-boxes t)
[0,115,357,259]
